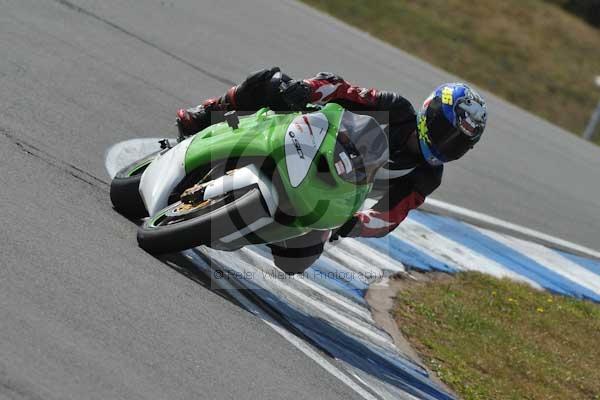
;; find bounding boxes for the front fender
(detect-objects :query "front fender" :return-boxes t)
[139,137,194,216]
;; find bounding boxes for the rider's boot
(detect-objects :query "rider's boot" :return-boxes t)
[175,90,234,138]
[269,230,329,275]
[176,105,211,138]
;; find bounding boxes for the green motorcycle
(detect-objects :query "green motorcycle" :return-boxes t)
[110,103,388,271]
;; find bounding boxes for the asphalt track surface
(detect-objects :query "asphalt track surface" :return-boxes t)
[0,0,599,399]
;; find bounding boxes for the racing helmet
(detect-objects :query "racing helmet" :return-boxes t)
[417,83,487,165]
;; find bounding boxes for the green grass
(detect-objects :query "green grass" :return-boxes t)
[393,272,600,400]
[302,0,600,144]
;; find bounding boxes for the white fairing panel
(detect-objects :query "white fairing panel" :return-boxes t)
[139,137,194,216]
[284,112,329,187]
[203,165,279,216]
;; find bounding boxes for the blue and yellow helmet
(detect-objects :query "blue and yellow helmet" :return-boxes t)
[417,83,487,166]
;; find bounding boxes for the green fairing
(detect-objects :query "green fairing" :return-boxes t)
[183,103,371,230]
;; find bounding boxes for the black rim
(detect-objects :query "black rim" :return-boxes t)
[147,193,232,228]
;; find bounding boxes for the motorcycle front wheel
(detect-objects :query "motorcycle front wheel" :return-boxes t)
[136,187,270,254]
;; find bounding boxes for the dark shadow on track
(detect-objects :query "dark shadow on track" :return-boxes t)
[154,247,454,400]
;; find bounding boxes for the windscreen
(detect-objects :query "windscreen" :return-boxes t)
[333,111,389,185]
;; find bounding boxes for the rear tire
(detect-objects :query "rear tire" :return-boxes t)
[110,174,148,219]
[109,152,158,219]
[137,187,270,254]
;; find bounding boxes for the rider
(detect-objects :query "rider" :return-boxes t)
[176,67,487,272]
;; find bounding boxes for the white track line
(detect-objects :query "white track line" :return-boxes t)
[293,275,375,322]
[264,320,380,400]
[394,219,543,289]
[423,198,600,260]
[327,239,406,275]
[208,249,394,347]
[187,250,381,400]
[479,228,600,295]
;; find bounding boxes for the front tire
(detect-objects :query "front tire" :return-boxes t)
[137,187,270,254]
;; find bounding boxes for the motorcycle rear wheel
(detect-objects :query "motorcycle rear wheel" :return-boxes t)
[110,175,147,219]
[109,153,158,219]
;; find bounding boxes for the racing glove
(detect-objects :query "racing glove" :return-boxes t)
[331,190,426,241]
[331,210,396,241]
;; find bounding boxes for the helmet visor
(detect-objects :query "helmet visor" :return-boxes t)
[456,97,486,139]
[434,129,473,161]
[424,98,477,162]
